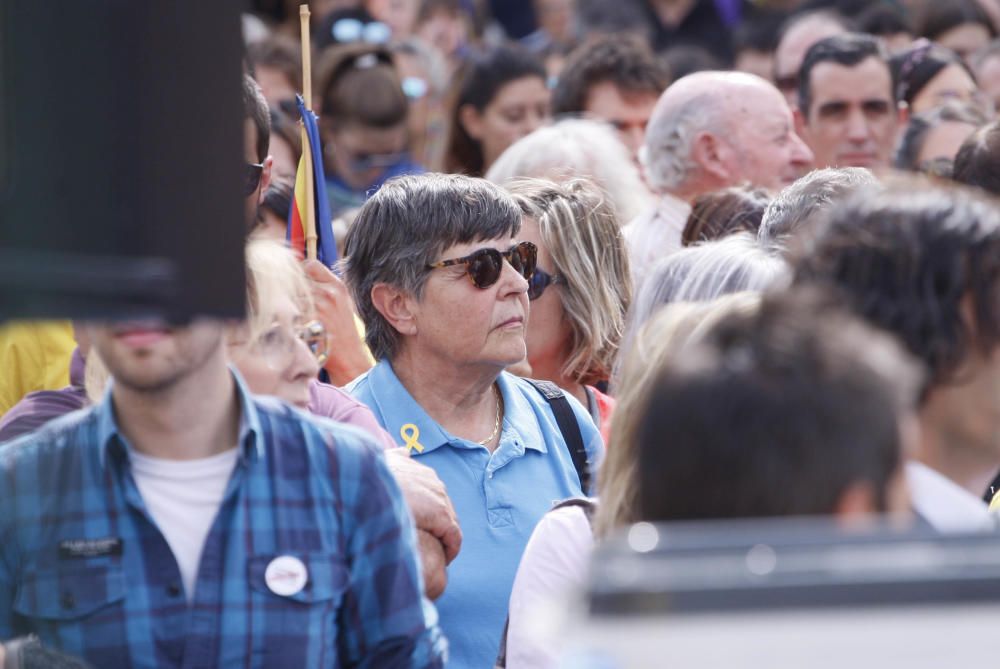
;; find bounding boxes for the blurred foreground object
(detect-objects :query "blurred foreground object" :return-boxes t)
[562,517,1000,667]
[0,1,245,322]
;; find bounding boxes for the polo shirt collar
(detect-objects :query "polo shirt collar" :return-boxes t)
[367,361,548,455]
[97,365,263,470]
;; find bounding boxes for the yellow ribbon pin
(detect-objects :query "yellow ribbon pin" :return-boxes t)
[400,423,424,453]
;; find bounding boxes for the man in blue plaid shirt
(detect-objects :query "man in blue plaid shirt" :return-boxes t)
[0,318,446,668]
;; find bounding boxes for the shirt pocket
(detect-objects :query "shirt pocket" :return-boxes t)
[246,553,349,663]
[13,564,126,647]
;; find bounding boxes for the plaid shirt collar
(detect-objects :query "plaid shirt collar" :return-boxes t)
[95,366,264,470]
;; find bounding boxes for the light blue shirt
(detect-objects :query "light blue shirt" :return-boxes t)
[348,361,603,669]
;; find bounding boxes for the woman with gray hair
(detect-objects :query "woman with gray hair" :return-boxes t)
[616,232,788,384]
[343,173,603,669]
[485,118,656,223]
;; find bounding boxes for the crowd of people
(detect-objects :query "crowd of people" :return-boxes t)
[3,0,1000,666]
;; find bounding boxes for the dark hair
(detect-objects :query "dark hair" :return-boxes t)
[682,185,770,247]
[316,43,408,130]
[855,3,913,38]
[445,44,546,176]
[660,45,724,82]
[343,173,522,360]
[894,100,987,171]
[243,74,270,163]
[798,32,894,114]
[792,178,1000,397]
[733,11,786,54]
[551,34,669,115]
[953,120,1000,195]
[635,289,917,522]
[917,0,995,43]
[246,34,303,93]
[268,106,303,163]
[890,40,975,107]
[258,178,294,223]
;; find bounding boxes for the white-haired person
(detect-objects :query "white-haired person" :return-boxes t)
[616,232,789,383]
[486,118,655,223]
[506,177,631,442]
[629,71,813,289]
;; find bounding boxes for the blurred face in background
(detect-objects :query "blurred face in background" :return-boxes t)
[460,75,551,171]
[366,0,419,39]
[584,81,659,160]
[324,122,410,191]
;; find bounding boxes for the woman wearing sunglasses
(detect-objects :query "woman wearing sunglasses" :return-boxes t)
[507,177,631,443]
[343,173,603,669]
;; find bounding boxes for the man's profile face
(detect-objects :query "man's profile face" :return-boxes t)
[89,320,226,394]
[721,85,814,191]
[799,57,901,169]
[584,81,659,160]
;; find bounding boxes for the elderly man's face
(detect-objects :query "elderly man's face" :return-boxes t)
[798,57,903,169]
[719,85,814,191]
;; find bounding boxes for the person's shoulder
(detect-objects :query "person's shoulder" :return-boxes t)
[0,403,100,466]
[506,375,600,437]
[252,394,383,461]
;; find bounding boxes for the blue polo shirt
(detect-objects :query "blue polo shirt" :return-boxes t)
[348,361,603,669]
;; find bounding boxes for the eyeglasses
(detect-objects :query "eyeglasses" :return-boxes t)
[427,241,537,289]
[331,18,391,45]
[527,266,565,301]
[244,162,264,197]
[254,319,329,370]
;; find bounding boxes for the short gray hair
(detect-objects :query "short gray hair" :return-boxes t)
[758,167,878,246]
[617,233,788,378]
[641,93,724,193]
[343,173,522,361]
[486,118,655,222]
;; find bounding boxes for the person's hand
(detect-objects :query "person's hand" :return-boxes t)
[302,260,373,385]
[418,529,448,599]
[385,448,462,564]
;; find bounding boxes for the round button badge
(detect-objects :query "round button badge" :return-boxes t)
[265,555,309,597]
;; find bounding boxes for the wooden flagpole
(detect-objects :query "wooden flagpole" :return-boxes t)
[299,4,318,260]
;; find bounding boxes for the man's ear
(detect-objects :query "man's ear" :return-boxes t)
[258,155,274,204]
[371,283,419,337]
[833,481,878,519]
[690,131,731,183]
[458,104,484,141]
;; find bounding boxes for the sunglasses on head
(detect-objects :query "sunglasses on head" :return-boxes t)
[244,162,264,197]
[427,241,537,289]
[527,266,564,301]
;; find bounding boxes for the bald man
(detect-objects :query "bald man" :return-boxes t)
[628,71,813,288]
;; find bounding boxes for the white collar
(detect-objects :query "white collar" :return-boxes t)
[906,460,994,533]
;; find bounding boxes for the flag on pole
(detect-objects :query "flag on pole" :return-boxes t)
[287,94,337,266]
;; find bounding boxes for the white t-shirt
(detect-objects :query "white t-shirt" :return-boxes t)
[507,503,595,669]
[130,447,239,601]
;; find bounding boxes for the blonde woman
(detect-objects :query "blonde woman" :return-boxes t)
[507,177,632,441]
[504,294,761,669]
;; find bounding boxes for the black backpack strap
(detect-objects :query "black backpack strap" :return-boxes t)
[494,497,597,668]
[523,378,591,494]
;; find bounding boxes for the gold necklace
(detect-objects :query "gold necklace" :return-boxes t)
[476,385,503,446]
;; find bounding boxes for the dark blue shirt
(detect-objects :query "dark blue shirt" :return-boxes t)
[0,373,445,668]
